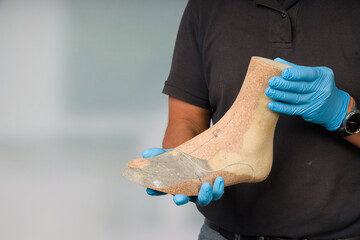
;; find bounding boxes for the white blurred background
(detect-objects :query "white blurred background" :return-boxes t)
[0,0,204,239]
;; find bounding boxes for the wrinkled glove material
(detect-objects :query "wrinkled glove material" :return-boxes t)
[266,58,350,131]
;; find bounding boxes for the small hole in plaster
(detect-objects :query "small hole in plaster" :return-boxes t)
[213,129,221,137]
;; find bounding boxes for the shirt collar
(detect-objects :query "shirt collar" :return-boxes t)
[254,0,300,12]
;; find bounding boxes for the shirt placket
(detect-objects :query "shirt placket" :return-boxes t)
[254,0,299,49]
[269,9,292,49]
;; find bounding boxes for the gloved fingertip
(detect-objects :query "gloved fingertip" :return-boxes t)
[142,152,148,158]
[173,194,190,206]
[197,182,213,206]
[268,101,277,111]
[269,76,282,87]
[213,177,225,201]
[142,148,166,158]
[218,178,225,190]
[274,58,297,68]
[274,57,293,66]
[142,148,152,158]
[274,57,284,62]
[268,77,275,85]
[265,87,273,97]
[282,68,292,79]
[216,176,224,182]
[146,188,166,196]
[202,182,212,192]
[220,179,224,189]
[146,188,154,195]
[213,176,224,188]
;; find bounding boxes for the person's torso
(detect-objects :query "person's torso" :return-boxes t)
[195,0,360,238]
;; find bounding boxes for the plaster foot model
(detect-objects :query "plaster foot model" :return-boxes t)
[123,56,290,196]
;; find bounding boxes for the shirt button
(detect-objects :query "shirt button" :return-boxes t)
[281,12,287,18]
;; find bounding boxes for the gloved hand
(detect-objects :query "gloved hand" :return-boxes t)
[143,148,224,206]
[265,58,350,131]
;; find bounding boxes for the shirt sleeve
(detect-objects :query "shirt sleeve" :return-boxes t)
[162,0,211,110]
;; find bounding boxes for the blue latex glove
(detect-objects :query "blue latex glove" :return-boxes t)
[143,148,225,206]
[265,58,350,131]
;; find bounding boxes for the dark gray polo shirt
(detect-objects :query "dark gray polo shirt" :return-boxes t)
[162,0,360,238]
